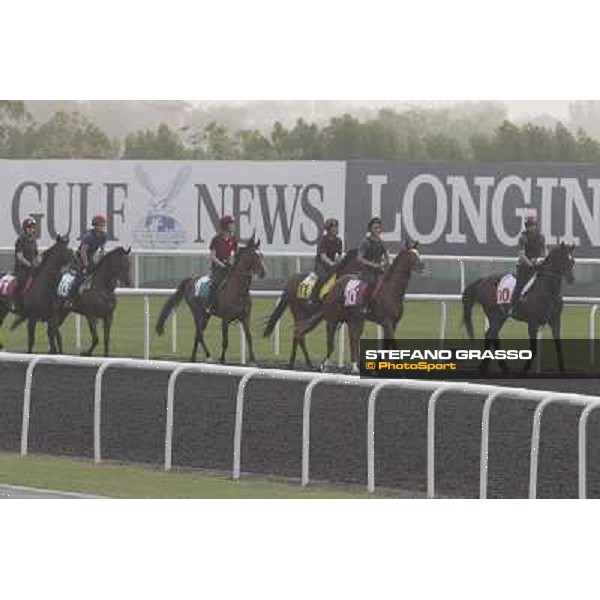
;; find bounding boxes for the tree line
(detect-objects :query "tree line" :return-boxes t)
[3,100,600,162]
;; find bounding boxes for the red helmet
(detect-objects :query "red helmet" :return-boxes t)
[220,215,235,229]
[92,214,107,226]
[22,218,36,230]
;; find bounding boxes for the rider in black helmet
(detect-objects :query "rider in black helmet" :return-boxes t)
[357,217,389,313]
[310,217,343,303]
[508,214,546,316]
[14,217,40,305]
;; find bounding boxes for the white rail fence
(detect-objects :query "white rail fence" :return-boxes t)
[63,288,600,367]
[2,352,600,498]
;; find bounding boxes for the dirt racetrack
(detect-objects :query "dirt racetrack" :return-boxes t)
[1,359,600,498]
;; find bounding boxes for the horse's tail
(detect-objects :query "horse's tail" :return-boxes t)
[10,314,27,332]
[461,280,480,340]
[156,278,191,336]
[263,289,289,338]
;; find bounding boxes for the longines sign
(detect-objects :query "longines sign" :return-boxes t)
[0,160,345,252]
[345,161,600,257]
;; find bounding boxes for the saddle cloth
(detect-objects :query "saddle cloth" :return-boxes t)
[496,274,516,305]
[297,272,318,300]
[0,273,18,298]
[57,272,75,298]
[194,275,212,299]
[318,274,337,301]
[344,279,368,307]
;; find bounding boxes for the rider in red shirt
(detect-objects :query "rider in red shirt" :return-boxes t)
[206,215,238,314]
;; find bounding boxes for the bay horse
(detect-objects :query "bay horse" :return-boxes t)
[462,242,575,375]
[2,235,74,353]
[155,235,266,363]
[298,241,424,374]
[60,246,132,356]
[262,249,362,369]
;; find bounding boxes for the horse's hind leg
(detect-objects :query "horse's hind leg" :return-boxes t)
[298,336,314,370]
[0,305,8,349]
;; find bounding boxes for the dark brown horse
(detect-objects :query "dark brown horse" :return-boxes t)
[299,241,424,374]
[156,235,266,363]
[55,246,132,356]
[262,249,362,369]
[462,242,575,375]
[3,235,74,353]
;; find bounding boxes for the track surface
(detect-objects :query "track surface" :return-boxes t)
[2,358,600,498]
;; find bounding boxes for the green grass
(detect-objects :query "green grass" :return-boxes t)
[0,453,376,499]
[0,295,595,363]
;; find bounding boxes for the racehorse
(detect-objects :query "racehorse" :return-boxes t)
[462,242,575,375]
[262,249,362,369]
[1,235,74,353]
[298,240,424,374]
[155,234,266,363]
[58,246,132,356]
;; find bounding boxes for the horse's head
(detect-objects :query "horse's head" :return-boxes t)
[39,234,74,271]
[235,234,266,279]
[544,242,575,284]
[96,246,132,287]
[390,239,424,275]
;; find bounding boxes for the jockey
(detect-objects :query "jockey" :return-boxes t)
[508,214,546,315]
[65,214,108,307]
[310,217,343,303]
[357,217,390,312]
[14,217,40,302]
[206,215,238,314]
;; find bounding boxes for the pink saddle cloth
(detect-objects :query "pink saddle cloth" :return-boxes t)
[0,274,18,299]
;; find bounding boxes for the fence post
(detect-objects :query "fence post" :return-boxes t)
[274,320,281,356]
[337,324,345,368]
[479,389,506,499]
[75,314,82,351]
[21,356,44,456]
[590,305,598,365]
[171,308,178,354]
[134,254,140,288]
[438,301,447,349]
[302,375,329,486]
[144,295,150,360]
[233,369,259,480]
[239,323,246,365]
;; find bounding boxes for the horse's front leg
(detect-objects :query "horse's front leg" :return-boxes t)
[27,318,36,353]
[103,312,113,357]
[549,307,565,374]
[320,320,337,372]
[349,316,365,375]
[219,318,231,364]
[521,322,540,375]
[240,314,257,366]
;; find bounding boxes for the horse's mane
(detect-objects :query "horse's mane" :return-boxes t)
[96,246,127,269]
[38,237,69,269]
[384,244,410,281]
[337,248,358,271]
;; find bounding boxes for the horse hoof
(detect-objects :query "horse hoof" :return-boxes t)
[248,361,258,368]
[319,362,329,373]
[204,356,215,364]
